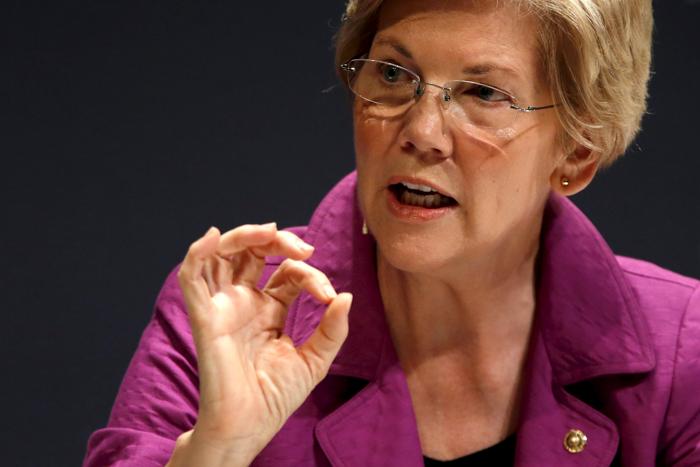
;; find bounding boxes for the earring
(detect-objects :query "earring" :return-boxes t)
[362,220,369,235]
[561,177,570,187]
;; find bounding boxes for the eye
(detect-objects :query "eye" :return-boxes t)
[478,85,504,101]
[456,82,512,103]
[377,63,411,84]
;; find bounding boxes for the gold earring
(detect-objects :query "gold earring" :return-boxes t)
[362,220,369,235]
[561,177,570,187]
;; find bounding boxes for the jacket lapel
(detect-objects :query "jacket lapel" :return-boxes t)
[515,193,655,466]
[315,339,425,466]
[535,193,656,385]
[292,173,656,466]
[515,328,621,466]
[289,173,424,465]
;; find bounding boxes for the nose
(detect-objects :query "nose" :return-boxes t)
[398,84,453,161]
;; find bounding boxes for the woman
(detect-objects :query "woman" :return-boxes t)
[84,0,700,466]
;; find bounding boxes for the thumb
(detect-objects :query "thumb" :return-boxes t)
[298,292,352,385]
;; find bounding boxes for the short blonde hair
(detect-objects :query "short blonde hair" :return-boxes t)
[335,0,653,167]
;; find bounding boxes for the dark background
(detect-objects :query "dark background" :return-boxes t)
[3,1,699,466]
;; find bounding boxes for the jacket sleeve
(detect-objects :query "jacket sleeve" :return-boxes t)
[83,265,199,467]
[659,282,700,466]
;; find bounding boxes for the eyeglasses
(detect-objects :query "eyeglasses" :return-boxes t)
[340,58,556,133]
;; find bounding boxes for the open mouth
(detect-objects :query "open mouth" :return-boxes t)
[388,182,458,209]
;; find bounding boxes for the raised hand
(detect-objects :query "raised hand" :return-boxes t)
[171,223,352,466]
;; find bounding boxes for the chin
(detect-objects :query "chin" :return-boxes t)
[373,225,461,276]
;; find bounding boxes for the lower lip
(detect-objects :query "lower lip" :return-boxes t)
[385,189,456,222]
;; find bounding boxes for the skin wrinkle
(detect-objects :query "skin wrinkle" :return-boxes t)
[350,0,600,460]
[373,1,544,92]
[360,91,517,162]
[372,34,529,91]
[444,104,515,154]
[357,62,541,161]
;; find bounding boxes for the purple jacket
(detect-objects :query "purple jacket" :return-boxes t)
[84,172,700,466]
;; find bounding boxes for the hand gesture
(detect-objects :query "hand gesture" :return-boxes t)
[175,223,352,464]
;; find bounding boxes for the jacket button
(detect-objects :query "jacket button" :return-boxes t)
[563,429,587,453]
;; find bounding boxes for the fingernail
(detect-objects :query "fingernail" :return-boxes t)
[297,240,314,253]
[343,293,353,314]
[262,222,277,230]
[205,226,217,235]
[324,284,337,300]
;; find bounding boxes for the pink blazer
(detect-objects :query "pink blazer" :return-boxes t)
[84,172,700,466]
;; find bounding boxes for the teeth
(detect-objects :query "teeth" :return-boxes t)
[401,182,436,193]
[399,190,449,208]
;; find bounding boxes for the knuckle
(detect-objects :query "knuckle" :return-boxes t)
[187,312,205,330]
[186,242,198,256]
[304,267,327,285]
[177,266,193,283]
[303,347,327,381]
[279,258,300,271]
[314,268,330,281]
[278,230,299,242]
[174,430,193,449]
[276,259,291,272]
[239,223,268,234]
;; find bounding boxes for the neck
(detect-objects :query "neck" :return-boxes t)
[377,229,541,369]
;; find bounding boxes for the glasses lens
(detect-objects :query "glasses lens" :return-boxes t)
[346,60,417,116]
[342,60,522,132]
[445,81,518,130]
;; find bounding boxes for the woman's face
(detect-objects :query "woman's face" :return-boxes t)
[354,0,569,276]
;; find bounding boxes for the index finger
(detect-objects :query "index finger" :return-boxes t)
[215,223,280,258]
[217,226,315,261]
[224,230,317,287]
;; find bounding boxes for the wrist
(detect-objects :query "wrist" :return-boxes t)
[166,429,261,467]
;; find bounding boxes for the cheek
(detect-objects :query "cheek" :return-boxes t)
[353,103,401,201]
[352,103,395,167]
[450,125,559,229]
[353,104,388,218]
[468,120,560,188]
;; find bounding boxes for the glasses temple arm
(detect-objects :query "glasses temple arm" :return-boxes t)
[510,103,558,113]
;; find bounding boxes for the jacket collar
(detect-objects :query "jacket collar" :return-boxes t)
[290,171,389,381]
[294,171,655,383]
[294,171,655,466]
[535,189,656,384]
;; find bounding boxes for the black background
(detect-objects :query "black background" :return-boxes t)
[3,1,699,466]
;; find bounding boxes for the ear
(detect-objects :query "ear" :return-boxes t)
[550,143,601,196]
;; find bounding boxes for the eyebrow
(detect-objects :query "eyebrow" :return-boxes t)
[461,63,521,80]
[373,36,414,60]
[372,36,523,81]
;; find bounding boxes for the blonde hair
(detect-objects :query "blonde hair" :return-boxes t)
[335,0,653,167]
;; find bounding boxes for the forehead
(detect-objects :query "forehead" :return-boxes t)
[375,0,542,86]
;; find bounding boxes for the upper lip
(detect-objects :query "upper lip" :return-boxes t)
[387,176,457,201]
